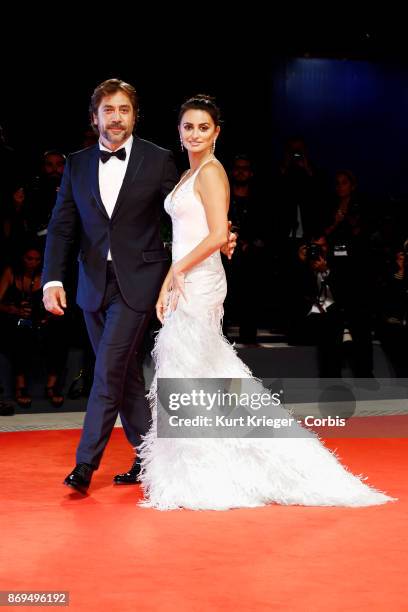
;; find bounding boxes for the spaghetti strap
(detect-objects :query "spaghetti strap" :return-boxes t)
[170,156,217,201]
[191,155,217,176]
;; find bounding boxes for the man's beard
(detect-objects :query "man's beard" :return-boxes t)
[102,124,128,142]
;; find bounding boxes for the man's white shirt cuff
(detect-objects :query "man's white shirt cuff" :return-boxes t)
[43,281,63,292]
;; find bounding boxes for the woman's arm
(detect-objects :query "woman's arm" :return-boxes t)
[156,161,229,321]
[165,161,229,314]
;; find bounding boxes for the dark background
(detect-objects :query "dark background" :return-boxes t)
[2,19,408,194]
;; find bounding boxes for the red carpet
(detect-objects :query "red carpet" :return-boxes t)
[0,427,406,611]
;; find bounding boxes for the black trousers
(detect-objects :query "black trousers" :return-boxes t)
[299,306,344,378]
[76,263,153,468]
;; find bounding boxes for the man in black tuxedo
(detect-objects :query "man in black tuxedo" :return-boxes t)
[43,79,236,493]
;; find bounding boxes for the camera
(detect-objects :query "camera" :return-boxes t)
[16,298,46,330]
[305,243,323,262]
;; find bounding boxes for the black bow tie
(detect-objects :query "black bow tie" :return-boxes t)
[99,147,127,163]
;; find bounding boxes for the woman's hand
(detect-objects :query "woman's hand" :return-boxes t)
[169,265,186,313]
[220,221,237,259]
[155,265,187,323]
[156,270,172,324]
[155,289,169,324]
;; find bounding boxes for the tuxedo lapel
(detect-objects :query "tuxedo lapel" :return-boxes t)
[111,136,145,220]
[89,146,109,220]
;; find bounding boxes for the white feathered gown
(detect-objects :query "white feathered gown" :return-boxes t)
[138,160,394,511]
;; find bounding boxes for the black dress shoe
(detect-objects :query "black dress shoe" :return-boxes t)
[113,459,142,485]
[63,463,94,493]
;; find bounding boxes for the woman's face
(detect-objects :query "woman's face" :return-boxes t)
[23,249,42,273]
[335,173,355,199]
[179,109,220,156]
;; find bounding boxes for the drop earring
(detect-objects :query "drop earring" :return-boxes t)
[180,138,184,152]
[212,140,216,154]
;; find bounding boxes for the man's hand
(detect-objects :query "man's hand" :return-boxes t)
[298,244,307,263]
[311,256,328,274]
[43,286,67,315]
[220,221,238,260]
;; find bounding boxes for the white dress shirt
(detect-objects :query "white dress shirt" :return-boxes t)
[43,135,133,292]
[308,270,335,315]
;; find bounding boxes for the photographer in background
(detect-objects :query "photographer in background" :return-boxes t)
[288,236,344,377]
[0,243,68,407]
[288,233,374,378]
[273,137,331,247]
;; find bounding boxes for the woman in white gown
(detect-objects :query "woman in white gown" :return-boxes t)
[138,95,394,511]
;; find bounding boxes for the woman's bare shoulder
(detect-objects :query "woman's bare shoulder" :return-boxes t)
[197,159,228,186]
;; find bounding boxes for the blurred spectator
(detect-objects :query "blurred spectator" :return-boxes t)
[270,138,332,335]
[288,236,343,376]
[288,234,374,378]
[28,150,66,242]
[324,170,369,258]
[369,208,407,283]
[81,127,99,148]
[0,243,68,407]
[273,136,331,244]
[223,154,266,343]
[375,245,408,378]
[1,182,35,267]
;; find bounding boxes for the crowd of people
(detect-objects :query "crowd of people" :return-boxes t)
[1,127,407,410]
[224,141,408,380]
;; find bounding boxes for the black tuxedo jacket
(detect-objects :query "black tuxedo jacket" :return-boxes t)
[42,137,178,312]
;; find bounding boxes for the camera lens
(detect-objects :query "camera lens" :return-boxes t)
[306,243,322,262]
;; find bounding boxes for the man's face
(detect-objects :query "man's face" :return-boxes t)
[93,91,136,150]
[314,237,329,258]
[231,159,253,185]
[44,154,65,178]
